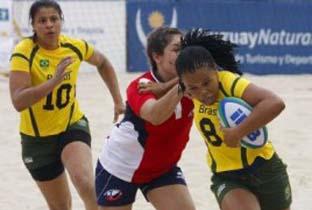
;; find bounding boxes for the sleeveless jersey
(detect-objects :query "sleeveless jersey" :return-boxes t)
[193,71,275,173]
[10,35,94,137]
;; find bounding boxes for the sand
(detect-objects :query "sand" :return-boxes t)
[1,72,311,210]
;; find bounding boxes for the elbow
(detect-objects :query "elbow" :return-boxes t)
[13,104,25,112]
[11,99,27,112]
[280,100,286,111]
[13,104,24,112]
[149,119,165,126]
[146,114,167,126]
[96,58,108,73]
[273,96,286,114]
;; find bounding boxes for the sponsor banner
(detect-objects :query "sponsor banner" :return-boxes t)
[0,0,13,71]
[127,1,312,74]
[12,1,125,72]
[0,0,12,36]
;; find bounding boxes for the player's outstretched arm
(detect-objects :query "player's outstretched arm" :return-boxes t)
[139,84,184,125]
[138,77,179,98]
[87,49,125,122]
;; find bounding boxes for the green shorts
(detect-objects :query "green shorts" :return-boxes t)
[21,116,91,181]
[211,153,292,210]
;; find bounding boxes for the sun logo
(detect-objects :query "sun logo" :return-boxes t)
[136,8,178,47]
[148,11,165,29]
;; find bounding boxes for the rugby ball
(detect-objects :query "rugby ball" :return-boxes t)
[217,97,268,149]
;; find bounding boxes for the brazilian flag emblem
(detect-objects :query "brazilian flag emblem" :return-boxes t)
[39,59,49,69]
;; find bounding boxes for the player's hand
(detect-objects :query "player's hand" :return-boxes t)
[138,81,167,98]
[53,57,73,83]
[220,127,242,148]
[113,101,125,123]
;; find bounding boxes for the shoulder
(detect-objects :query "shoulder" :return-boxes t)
[128,72,154,88]
[127,72,155,100]
[218,70,250,85]
[218,70,238,82]
[13,37,36,56]
[218,70,250,97]
[59,34,85,46]
[60,34,94,60]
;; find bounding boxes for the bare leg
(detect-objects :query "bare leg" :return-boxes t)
[147,184,196,210]
[98,205,132,210]
[36,172,72,210]
[221,188,261,210]
[61,141,97,210]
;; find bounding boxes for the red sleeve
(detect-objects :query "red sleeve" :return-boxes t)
[127,79,155,116]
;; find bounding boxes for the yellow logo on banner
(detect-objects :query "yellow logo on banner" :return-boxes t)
[136,8,178,47]
[148,11,165,29]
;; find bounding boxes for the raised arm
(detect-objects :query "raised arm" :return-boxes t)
[10,57,72,112]
[138,77,179,98]
[139,84,184,125]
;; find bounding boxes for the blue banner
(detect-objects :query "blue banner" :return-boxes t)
[127,0,312,74]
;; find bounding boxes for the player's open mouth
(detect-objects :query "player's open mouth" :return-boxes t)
[47,32,55,36]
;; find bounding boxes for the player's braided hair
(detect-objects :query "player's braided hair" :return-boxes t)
[178,28,242,75]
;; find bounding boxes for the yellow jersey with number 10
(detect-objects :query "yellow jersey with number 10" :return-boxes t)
[193,71,275,173]
[10,34,94,137]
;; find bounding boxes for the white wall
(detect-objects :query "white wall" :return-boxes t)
[12,0,126,72]
[0,0,14,72]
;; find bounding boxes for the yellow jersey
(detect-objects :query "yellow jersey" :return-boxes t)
[193,71,275,173]
[10,35,94,137]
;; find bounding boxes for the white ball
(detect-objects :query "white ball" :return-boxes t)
[217,97,268,149]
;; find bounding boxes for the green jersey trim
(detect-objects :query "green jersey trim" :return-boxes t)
[61,43,83,61]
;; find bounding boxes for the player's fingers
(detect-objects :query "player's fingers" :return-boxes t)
[59,57,72,67]
[62,56,72,63]
[57,58,72,74]
[227,140,240,148]
[113,112,118,123]
[139,88,148,93]
[225,141,236,148]
[113,106,125,123]
[138,83,148,89]
[139,81,152,87]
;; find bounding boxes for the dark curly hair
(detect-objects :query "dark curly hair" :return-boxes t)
[176,28,242,76]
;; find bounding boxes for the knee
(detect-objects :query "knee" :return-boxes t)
[222,202,260,210]
[173,198,196,210]
[71,172,94,193]
[221,189,260,210]
[48,199,71,210]
[184,202,196,210]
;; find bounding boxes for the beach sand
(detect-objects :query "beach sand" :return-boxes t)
[1,72,311,210]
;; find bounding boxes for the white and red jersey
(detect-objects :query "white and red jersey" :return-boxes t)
[98,71,194,184]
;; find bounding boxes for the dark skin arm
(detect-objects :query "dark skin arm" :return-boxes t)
[10,57,72,112]
[221,83,285,147]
